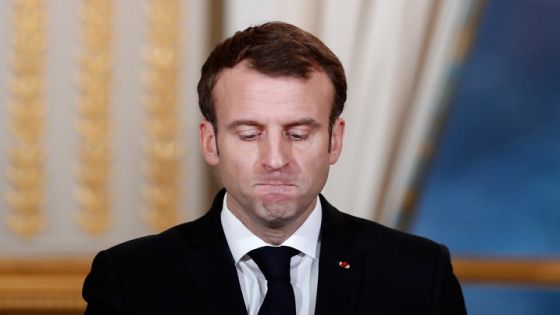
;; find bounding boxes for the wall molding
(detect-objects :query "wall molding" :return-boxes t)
[0,259,89,313]
[454,257,560,286]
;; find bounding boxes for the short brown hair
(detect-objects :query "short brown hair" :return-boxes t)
[197,21,347,132]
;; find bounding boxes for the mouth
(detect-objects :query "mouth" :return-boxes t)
[254,182,297,193]
[255,182,295,186]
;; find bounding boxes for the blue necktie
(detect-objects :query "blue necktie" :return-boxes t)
[248,246,299,315]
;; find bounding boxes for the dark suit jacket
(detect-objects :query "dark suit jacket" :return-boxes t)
[83,189,466,314]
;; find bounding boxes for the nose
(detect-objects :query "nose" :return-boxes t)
[260,133,290,171]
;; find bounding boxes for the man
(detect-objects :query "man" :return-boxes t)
[83,22,466,315]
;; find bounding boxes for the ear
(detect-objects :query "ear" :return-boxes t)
[200,120,219,166]
[329,118,345,164]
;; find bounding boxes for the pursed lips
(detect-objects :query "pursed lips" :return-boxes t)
[254,182,296,186]
[253,182,297,191]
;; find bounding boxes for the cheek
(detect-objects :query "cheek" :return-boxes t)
[218,143,257,179]
[294,135,330,160]
[295,146,331,176]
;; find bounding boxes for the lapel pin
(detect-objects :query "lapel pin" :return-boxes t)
[338,260,350,269]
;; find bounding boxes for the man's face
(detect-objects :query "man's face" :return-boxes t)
[200,61,344,236]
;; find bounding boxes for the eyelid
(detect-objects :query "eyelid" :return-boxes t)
[236,127,261,140]
[288,125,312,133]
[286,127,311,140]
[237,127,258,133]
[233,124,314,140]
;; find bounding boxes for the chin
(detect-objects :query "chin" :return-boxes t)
[259,200,297,217]
[259,213,296,229]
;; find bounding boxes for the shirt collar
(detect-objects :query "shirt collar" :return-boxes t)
[221,193,322,264]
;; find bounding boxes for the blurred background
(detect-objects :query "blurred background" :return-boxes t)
[0,0,558,314]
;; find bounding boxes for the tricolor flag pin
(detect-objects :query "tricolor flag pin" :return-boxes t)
[338,260,350,269]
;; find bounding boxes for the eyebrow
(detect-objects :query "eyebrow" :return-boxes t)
[226,118,321,130]
[226,119,263,130]
[284,118,321,129]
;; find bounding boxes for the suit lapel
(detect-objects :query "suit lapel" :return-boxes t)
[315,195,363,315]
[180,191,372,314]
[181,190,247,315]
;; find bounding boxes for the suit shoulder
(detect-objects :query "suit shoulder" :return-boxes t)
[104,219,200,261]
[331,209,443,254]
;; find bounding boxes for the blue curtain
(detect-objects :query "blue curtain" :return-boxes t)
[410,0,560,313]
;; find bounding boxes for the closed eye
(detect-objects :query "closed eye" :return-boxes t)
[238,130,260,141]
[287,130,309,141]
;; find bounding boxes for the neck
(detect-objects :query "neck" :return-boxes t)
[246,209,314,245]
[253,221,302,245]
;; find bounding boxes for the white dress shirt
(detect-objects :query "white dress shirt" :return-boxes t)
[221,193,322,315]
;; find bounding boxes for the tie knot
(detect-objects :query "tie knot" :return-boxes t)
[248,246,299,281]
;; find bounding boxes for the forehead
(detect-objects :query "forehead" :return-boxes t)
[212,62,334,123]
